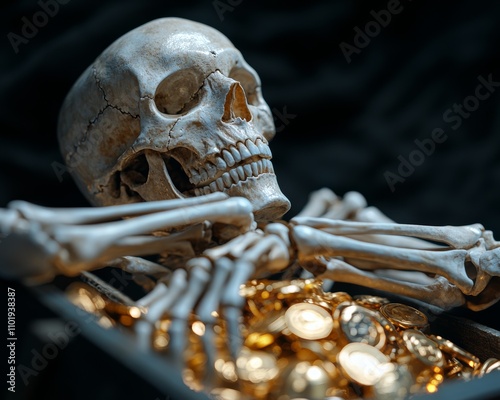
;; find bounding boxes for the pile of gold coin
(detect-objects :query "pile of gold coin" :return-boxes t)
[66,279,499,400]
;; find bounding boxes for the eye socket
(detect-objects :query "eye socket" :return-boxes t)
[154,69,202,115]
[229,67,259,106]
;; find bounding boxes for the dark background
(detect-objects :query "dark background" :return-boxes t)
[1,0,500,399]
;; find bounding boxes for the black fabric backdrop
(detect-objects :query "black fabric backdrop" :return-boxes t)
[1,0,500,397]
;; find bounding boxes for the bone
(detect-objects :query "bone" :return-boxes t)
[465,277,500,311]
[346,206,443,250]
[322,191,368,220]
[108,256,171,277]
[352,205,396,224]
[136,281,170,308]
[293,226,474,295]
[203,231,263,260]
[80,271,136,306]
[195,258,229,325]
[48,197,253,270]
[135,270,187,351]
[479,247,500,277]
[241,235,290,277]
[124,150,186,202]
[315,258,465,309]
[167,259,211,369]
[481,230,500,250]
[264,222,291,248]
[465,240,493,296]
[103,222,211,259]
[0,217,60,282]
[9,193,228,225]
[0,209,21,234]
[292,217,483,249]
[221,259,255,360]
[295,188,340,218]
[194,258,230,385]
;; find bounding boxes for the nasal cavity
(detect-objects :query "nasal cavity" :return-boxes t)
[222,83,252,122]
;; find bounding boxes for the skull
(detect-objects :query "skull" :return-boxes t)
[58,17,290,220]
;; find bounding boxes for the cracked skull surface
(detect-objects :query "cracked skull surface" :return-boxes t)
[58,17,290,221]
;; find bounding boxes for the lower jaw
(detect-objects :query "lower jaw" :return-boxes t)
[222,173,290,221]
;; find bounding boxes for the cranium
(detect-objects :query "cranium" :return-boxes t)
[58,17,290,221]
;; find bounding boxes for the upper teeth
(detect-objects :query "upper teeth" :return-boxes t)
[190,138,274,194]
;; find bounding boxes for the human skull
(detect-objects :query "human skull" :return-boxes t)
[58,17,290,220]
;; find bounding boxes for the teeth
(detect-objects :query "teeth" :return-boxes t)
[216,178,224,191]
[192,140,275,196]
[230,169,239,183]
[251,162,259,176]
[238,142,251,159]
[230,146,242,163]
[265,159,272,171]
[269,160,274,173]
[222,172,232,187]
[243,164,252,176]
[246,139,260,156]
[257,140,267,155]
[256,159,263,174]
[222,150,235,167]
[236,166,245,180]
[199,167,208,182]
[205,162,217,177]
[216,157,227,170]
[190,168,200,185]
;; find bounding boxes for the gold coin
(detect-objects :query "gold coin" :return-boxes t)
[336,305,386,349]
[402,329,444,367]
[380,303,428,330]
[322,291,353,307]
[429,335,480,369]
[236,347,279,383]
[285,303,334,340]
[210,388,246,400]
[337,342,392,386]
[373,363,412,400]
[354,294,390,310]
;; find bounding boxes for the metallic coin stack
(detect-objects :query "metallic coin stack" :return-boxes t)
[66,279,499,399]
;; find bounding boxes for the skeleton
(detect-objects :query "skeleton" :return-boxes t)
[1,17,499,388]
